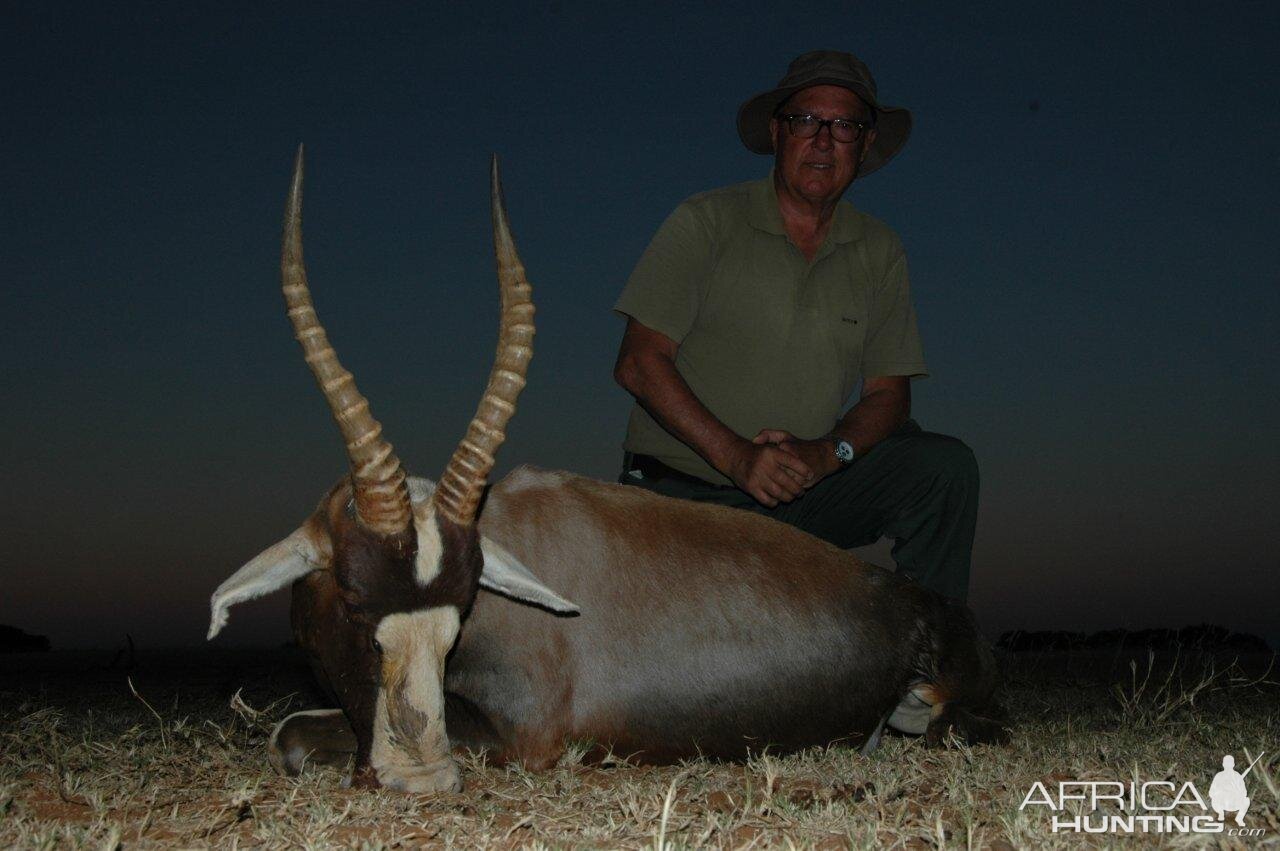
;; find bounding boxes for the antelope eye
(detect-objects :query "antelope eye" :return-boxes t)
[371,637,383,654]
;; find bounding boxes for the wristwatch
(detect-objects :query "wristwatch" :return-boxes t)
[832,437,856,466]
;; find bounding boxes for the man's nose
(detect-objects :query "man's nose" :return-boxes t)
[813,125,835,149]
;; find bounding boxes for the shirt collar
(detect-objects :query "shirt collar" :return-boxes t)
[747,172,787,236]
[748,170,860,245]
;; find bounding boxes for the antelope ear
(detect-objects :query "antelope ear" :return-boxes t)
[208,521,332,639]
[479,536,580,615]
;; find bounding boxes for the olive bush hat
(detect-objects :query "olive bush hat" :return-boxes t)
[737,50,912,176]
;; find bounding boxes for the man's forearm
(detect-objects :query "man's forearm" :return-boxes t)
[616,350,745,475]
[830,383,910,457]
[615,318,815,505]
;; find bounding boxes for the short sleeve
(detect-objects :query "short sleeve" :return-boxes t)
[861,250,929,379]
[613,202,713,343]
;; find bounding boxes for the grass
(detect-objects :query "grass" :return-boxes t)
[0,646,1276,849]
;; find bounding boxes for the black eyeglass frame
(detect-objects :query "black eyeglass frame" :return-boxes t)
[775,113,873,143]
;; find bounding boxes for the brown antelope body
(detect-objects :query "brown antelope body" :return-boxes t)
[209,150,1006,793]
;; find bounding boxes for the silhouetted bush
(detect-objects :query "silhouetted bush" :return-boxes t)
[0,625,51,652]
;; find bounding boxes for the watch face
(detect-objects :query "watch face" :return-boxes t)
[835,440,855,463]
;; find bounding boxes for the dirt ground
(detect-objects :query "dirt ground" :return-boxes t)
[1,646,1276,849]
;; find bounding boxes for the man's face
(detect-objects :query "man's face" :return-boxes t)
[770,85,877,206]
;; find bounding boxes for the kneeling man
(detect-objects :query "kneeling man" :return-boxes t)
[614,50,977,601]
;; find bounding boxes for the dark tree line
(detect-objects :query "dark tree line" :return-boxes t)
[998,624,1270,653]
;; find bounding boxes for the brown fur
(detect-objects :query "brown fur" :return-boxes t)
[469,468,1003,757]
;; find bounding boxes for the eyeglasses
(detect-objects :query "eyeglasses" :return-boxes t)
[777,113,871,143]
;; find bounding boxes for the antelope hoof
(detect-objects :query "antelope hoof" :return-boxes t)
[268,709,357,776]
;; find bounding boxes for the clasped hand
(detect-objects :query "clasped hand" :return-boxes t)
[725,429,838,507]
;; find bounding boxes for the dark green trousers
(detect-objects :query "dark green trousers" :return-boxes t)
[618,421,978,601]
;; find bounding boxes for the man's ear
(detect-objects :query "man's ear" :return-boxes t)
[478,536,580,615]
[208,520,332,639]
[859,126,878,165]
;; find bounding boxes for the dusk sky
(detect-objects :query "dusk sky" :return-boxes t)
[3,2,1277,650]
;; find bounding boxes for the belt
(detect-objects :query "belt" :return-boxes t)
[625,453,729,489]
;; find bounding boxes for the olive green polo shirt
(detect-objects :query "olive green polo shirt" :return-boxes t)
[615,173,928,486]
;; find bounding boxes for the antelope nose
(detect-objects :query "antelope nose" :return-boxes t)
[378,759,463,794]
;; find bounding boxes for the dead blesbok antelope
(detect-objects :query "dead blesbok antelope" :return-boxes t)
[209,149,1007,792]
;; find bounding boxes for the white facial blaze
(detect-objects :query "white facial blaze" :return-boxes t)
[412,503,445,587]
[368,607,463,793]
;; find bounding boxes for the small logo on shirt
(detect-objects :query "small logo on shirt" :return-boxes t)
[840,316,858,324]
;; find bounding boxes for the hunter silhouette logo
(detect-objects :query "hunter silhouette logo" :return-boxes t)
[1020,751,1267,836]
[1210,753,1260,827]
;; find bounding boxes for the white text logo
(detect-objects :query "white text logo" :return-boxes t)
[1019,753,1265,836]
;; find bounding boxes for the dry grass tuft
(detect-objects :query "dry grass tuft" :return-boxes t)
[1112,647,1276,727]
[1,646,1275,848]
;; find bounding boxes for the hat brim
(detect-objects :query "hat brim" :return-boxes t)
[736,81,912,177]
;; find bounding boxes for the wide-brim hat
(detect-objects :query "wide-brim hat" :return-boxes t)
[737,50,912,177]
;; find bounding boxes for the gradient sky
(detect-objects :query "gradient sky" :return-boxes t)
[3,1,1277,649]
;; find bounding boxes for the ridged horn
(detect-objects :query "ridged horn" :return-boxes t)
[432,155,534,525]
[281,145,412,538]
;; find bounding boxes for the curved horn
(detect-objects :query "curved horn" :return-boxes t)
[432,155,534,525]
[281,145,412,537]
